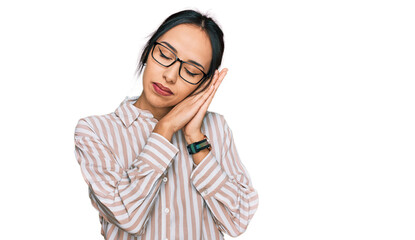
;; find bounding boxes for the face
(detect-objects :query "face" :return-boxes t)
[142,24,212,109]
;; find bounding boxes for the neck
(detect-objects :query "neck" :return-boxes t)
[134,91,172,121]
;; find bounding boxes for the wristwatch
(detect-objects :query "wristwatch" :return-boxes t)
[187,134,212,155]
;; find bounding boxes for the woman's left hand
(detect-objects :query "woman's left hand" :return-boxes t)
[183,68,228,143]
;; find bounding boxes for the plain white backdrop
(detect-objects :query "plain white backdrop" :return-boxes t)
[1,0,414,239]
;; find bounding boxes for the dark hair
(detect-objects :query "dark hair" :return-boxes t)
[135,9,225,96]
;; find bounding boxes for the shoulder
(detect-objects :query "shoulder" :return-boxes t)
[205,110,227,126]
[74,113,115,138]
[203,111,232,137]
[75,113,109,127]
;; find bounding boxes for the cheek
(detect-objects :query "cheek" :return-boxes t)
[177,83,195,98]
[142,62,157,81]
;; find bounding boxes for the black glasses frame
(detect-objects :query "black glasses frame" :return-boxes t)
[151,42,207,85]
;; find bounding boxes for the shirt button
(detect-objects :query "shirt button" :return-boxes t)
[204,190,208,195]
[164,208,169,213]
[163,177,168,183]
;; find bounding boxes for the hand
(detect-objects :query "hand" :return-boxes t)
[183,68,228,142]
[159,68,228,141]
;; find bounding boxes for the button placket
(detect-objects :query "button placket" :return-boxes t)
[162,172,171,239]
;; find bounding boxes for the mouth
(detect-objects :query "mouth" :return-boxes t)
[152,82,173,96]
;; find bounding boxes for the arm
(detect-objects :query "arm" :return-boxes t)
[189,115,259,237]
[73,118,178,236]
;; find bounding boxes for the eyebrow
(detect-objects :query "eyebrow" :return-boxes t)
[160,41,206,71]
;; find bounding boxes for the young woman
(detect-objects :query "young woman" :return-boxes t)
[74,9,258,240]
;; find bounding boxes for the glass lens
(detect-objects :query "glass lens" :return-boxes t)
[180,63,204,84]
[153,44,175,66]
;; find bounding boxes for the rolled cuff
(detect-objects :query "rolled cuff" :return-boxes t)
[190,151,229,198]
[130,132,179,174]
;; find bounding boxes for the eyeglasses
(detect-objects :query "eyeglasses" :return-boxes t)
[151,42,207,85]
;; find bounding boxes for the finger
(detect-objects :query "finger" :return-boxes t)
[188,70,218,101]
[199,69,226,106]
[212,69,223,86]
[195,70,218,101]
[192,69,227,120]
[200,69,227,110]
[203,83,216,101]
[192,84,214,118]
[208,70,219,86]
[188,82,213,103]
[202,70,218,93]
[189,69,222,105]
[212,68,228,90]
[198,69,217,91]
[190,82,215,107]
[198,82,217,114]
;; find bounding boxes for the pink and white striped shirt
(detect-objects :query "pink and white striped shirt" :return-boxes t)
[73,95,259,239]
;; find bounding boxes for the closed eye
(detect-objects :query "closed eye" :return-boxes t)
[158,48,172,60]
[185,67,200,77]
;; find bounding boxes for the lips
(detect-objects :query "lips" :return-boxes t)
[152,82,174,97]
[154,82,173,94]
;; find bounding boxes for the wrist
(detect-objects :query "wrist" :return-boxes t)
[186,133,211,157]
[153,121,174,142]
[185,131,204,144]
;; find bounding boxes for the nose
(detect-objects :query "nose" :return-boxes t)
[162,60,181,84]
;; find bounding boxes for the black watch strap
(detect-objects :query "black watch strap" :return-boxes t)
[187,135,211,155]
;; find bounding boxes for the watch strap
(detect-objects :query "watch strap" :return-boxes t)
[187,135,212,154]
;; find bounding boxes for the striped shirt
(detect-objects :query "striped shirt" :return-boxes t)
[73,95,259,240]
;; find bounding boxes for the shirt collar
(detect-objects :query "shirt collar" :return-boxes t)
[114,96,155,128]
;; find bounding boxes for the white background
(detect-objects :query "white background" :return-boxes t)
[1,0,414,239]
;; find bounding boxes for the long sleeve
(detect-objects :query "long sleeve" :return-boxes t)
[73,118,179,236]
[189,115,259,237]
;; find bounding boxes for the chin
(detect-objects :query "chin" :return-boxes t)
[144,79,186,107]
[145,88,175,108]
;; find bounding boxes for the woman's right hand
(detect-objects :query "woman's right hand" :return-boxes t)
[153,70,221,141]
[162,77,216,130]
